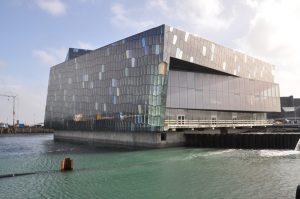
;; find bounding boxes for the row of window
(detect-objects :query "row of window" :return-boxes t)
[166,27,274,83]
[168,71,279,97]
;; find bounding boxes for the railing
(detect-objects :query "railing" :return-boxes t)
[164,119,272,131]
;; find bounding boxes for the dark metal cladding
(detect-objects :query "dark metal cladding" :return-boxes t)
[65,48,92,61]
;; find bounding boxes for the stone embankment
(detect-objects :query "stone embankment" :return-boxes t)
[0,128,53,134]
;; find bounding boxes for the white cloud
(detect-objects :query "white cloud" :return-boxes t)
[149,0,234,30]
[111,3,155,30]
[77,41,97,50]
[245,0,259,8]
[110,0,234,37]
[237,0,300,97]
[33,47,67,66]
[35,0,66,16]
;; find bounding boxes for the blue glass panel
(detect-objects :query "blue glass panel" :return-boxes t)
[144,46,149,55]
[141,38,146,47]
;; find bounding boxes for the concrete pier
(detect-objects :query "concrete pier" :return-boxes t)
[185,133,300,149]
[54,129,300,149]
[54,131,185,148]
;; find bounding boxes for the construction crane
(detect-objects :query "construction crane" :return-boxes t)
[0,94,17,127]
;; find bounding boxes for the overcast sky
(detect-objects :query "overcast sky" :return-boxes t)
[0,0,299,124]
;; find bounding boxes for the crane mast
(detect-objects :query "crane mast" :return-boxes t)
[0,94,17,128]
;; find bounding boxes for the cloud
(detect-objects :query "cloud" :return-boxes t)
[110,0,234,32]
[110,3,155,30]
[77,41,97,50]
[35,0,66,16]
[149,0,234,30]
[237,0,300,97]
[33,47,67,66]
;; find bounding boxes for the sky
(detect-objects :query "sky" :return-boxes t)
[0,0,299,125]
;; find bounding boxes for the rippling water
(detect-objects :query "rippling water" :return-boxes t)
[1,134,300,199]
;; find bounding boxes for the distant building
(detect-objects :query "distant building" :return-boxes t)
[267,96,300,123]
[0,123,8,128]
[65,48,92,61]
[44,25,281,147]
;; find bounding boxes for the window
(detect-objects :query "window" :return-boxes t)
[155,45,160,55]
[202,46,206,56]
[161,133,166,141]
[211,116,217,125]
[138,105,142,114]
[144,46,149,55]
[125,68,129,76]
[222,62,226,70]
[232,114,237,124]
[176,48,183,59]
[158,62,167,75]
[83,74,88,81]
[126,50,132,59]
[211,43,215,53]
[112,96,117,104]
[141,37,146,47]
[184,32,189,42]
[112,79,117,87]
[177,115,185,125]
[190,57,194,62]
[173,35,177,45]
[131,58,135,67]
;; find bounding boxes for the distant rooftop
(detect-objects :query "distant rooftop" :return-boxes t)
[65,48,92,61]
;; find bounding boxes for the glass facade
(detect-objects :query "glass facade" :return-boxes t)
[45,26,166,132]
[44,25,280,132]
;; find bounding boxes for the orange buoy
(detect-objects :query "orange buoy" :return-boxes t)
[61,157,73,171]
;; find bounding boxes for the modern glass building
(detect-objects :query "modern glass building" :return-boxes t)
[45,25,280,135]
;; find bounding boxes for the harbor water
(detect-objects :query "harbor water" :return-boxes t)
[1,134,300,199]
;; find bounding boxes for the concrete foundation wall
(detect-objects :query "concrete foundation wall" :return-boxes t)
[54,131,185,148]
[185,133,300,149]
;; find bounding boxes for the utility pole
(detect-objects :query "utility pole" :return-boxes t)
[0,94,17,127]
[293,96,296,124]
